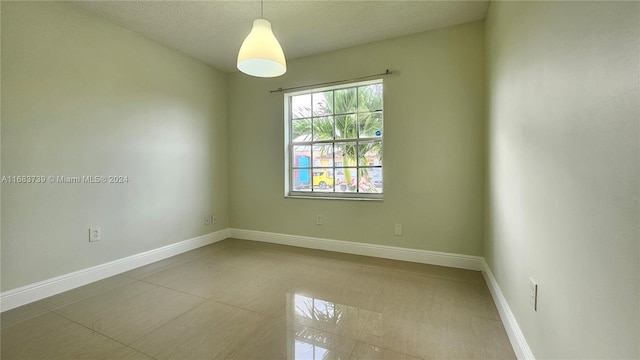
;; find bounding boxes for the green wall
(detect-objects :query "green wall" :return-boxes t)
[228,21,486,255]
[485,1,639,358]
[1,2,229,291]
[3,2,639,357]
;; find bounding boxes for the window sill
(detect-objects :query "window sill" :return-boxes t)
[285,194,383,201]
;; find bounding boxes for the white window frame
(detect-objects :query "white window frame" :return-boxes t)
[284,79,383,201]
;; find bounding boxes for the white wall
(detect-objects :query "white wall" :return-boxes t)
[1,2,229,291]
[485,1,639,358]
[228,21,486,256]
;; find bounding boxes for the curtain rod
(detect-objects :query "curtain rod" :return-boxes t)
[269,69,393,93]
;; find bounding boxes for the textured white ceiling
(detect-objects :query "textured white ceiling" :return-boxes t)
[70,1,489,73]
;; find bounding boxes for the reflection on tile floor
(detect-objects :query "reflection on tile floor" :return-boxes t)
[0,239,515,359]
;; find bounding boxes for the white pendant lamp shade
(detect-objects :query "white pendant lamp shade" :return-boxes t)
[237,19,287,77]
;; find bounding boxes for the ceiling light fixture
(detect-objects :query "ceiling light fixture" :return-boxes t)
[237,0,287,78]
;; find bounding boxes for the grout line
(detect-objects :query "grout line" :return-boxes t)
[220,313,275,360]
[133,277,211,301]
[44,309,157,359]
[104,344,159,360]
[0,304,49,330]
[119,298,212,353]
[36,276,136,312]
[47,281,209,348]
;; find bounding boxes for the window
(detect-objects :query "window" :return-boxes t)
[285,80,383,200]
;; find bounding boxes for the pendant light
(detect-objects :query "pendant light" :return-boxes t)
[237,0,287,77]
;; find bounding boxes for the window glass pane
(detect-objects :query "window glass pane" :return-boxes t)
[358,168,381,193]
[358,83,383,112]
[291,94,311,119]
[358,141,382,166]
[313,117,334,140]
[313,168,333,192]
[358,111,383,138]
[312,91,332,116]
[292,119,312,142]
[334,168,357,193]
[292,148,311,192]
[335,115,356,140]
[335,142,357,166]
[334,87,357,114]
[313,144,334,167]
[293,146,311,162]
[369,167,383,191]
[292,168,311,191]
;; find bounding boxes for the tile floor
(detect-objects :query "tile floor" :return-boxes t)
[0,239,515,359]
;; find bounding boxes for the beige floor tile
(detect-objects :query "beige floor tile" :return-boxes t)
[292,285,384,315]
[310,249,482,282]
[55,280,205,344]
[0,302,47,330]
[0,312,123,359]
[228,316,359,360]
[55,280,157,318]
[224,239,318,257]
[356,257,484,284]
[224,317,292,359]
[357,303,465,359]
[131,300,270,360]
[467,316,516,359]
[227,238,484,284]
[208,276,289,317]
[142,259,254,298]
[222,240,344,272]
[36,275,134,310]
[293,325,358,359]
[428,312,479,359]
[349,342,423,360]
[201,244,296,271]
[103,345,155,360]
[121,257,188,279]
[330,264,387,296]
[376,271,499,322]
[357,307,417,356]
[376,271,440,312]
[289,291,374,339]
[433,278,501,320]
[122,244,217,279]
[358,304,509,360]
[287,260,383,298]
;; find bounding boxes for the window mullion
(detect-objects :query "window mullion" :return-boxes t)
[332,91,336,193]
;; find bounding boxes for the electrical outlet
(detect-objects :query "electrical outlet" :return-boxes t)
[316,214,323,225]
[394,224,402,236]
[89,227,101,242]
[212,214,217,224]
[529,277,538,311]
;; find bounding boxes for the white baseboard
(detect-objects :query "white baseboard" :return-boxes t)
[481,259,535,360]
[230,228,483,271]
[0,229,230,312]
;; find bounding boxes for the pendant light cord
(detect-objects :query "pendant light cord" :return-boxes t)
[260,0,264,18]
